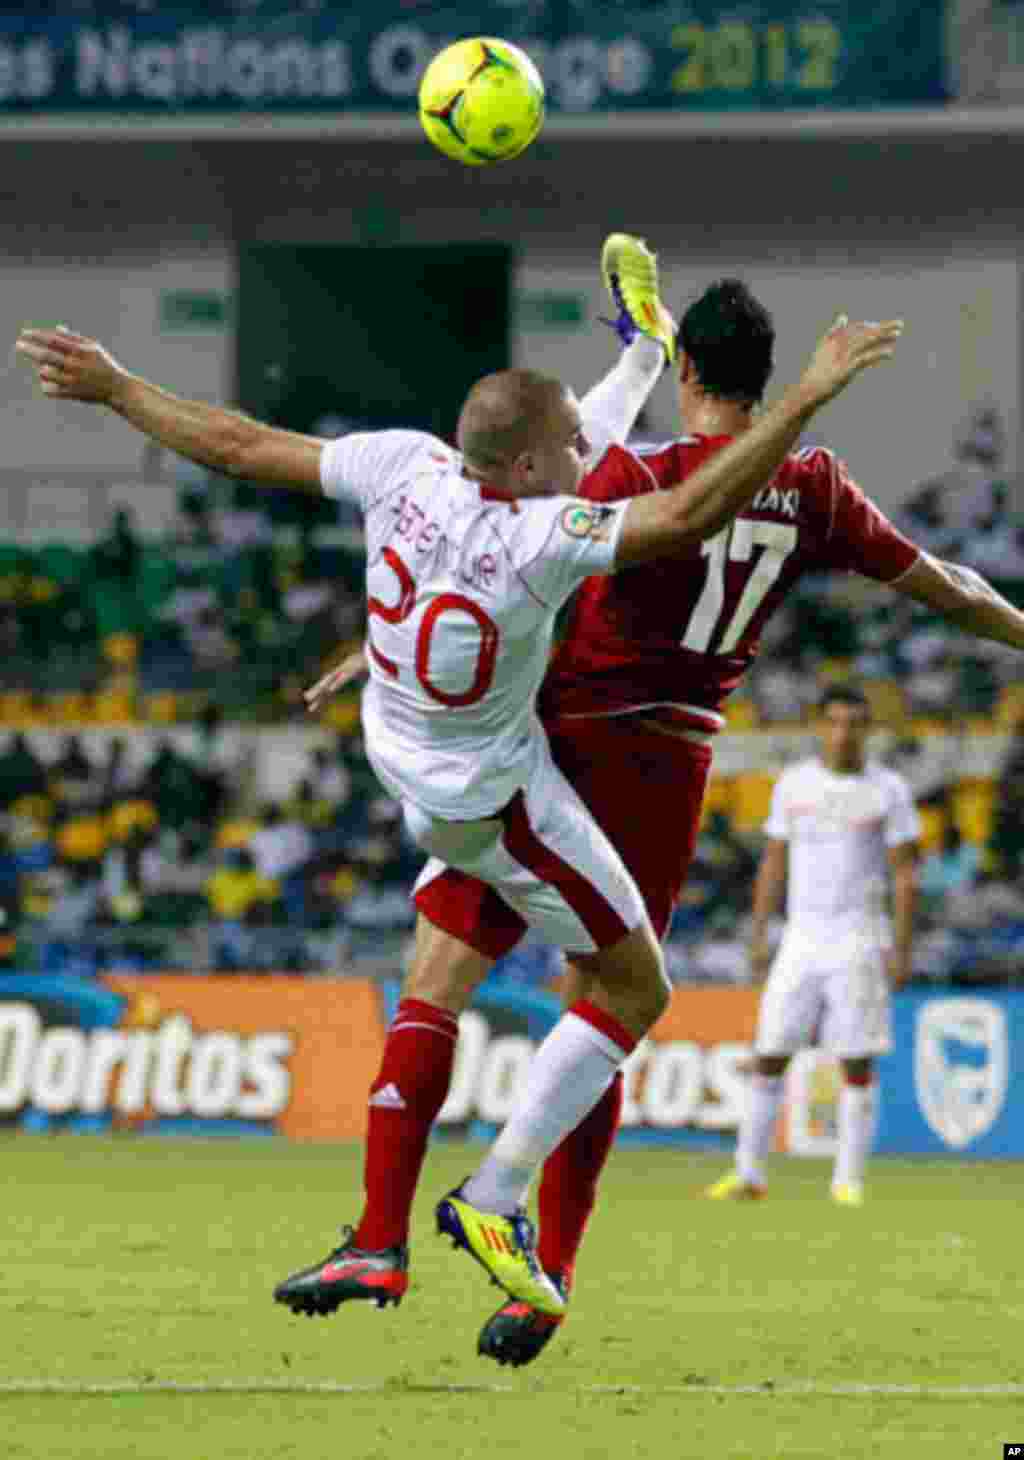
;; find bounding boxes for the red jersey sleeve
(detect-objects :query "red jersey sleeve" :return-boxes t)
[817,453,919,583]
[579,443,658,504]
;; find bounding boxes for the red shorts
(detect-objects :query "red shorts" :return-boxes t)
[414,715,712,959]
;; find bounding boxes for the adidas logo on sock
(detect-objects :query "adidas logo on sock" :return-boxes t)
[369,1083,407,1110]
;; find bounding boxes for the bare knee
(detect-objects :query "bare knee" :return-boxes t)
[562,960,592,1011]
[402,915,493,1015]
[579,921,670,1041]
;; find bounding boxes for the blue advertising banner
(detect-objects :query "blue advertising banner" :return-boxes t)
[0,3,948,117]
[875,990,1023,1158]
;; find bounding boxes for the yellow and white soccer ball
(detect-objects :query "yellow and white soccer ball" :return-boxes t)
[418,37,545,166]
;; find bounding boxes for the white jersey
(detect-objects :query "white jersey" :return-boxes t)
[320,429,627,819]
[764,757,920,936]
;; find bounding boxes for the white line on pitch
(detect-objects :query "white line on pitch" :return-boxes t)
[0,1381,1022,1397]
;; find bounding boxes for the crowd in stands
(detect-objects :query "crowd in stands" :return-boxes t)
[4,705,1024,987]
[0,716,421,978]
[1,404,1023,987]
[0,473,364,725]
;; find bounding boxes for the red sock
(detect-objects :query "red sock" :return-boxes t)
[537,1070,623,1288]
[353,998,459,1251]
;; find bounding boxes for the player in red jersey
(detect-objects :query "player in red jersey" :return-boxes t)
[301,259,1024,1367]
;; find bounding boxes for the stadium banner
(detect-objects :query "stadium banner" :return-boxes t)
[2,976,1018,1155]
[875,990,1022,1157]
[0,971,760,1145]
[0,3,948,118]
[0,973,386,1141]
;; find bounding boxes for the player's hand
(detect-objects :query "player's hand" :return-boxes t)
[749,936,773,984]
[304,648,369,713]
[886,951,911,990]
[15,326,125,405]
[799,314,904,408]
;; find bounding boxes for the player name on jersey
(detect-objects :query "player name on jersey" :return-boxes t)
[749,483,800,518]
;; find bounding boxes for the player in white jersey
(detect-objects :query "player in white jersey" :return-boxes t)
[707,684,919,1206]
[16,269,902,1319]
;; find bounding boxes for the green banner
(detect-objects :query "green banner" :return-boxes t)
[0,4,949,115]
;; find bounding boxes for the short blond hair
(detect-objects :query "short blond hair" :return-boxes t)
[456,369,566,472]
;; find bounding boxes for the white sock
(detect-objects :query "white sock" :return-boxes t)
[735,1073,784,1185]
[462,1007,631,1215]
[577,336,666,461]
[833,1081,877,1189]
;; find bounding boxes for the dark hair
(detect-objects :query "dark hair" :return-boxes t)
[818,684,871,716]
[677,279,774,406]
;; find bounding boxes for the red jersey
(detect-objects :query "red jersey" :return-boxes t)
[540,437,920,734]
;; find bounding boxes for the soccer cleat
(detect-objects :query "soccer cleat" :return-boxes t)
[704,1170,767,1201]
[477,1274,568,1368]
[272,1227,409,1316]
[600,232,676,363]
[831,1182,865,1207]
[435,1185,566,1318]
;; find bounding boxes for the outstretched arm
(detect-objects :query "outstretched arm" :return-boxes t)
[889,552,1024,650]
[577,336,666,464]
[578,231,675,461]
[16,327,324,492]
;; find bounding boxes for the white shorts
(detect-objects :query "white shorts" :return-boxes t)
[408,731,648,956]
[755,925,892,1059]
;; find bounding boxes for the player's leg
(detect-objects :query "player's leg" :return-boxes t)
[707,935,821,1197]
[274,888,522,1318]
[442,921,663,1314]
[352,912,493,1253]
[455,918,665,1204]
[832,1057,876,1206]
[824,946,890,1205]
[705,1051,792,1199]
[476,955,625,1366]
[532,724,711,1282]
[429,741,663,1313]
[532,958,624,1284]
[479,727,712,1363]
[732,1052,791,1194]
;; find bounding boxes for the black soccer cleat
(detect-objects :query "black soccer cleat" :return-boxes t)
[477,1273,569,1367]
[273,1227,409,1316]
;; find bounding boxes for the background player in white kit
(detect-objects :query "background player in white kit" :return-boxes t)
[708,684,919,1207]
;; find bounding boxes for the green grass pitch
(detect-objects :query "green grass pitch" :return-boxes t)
[2,1136,1022,1459]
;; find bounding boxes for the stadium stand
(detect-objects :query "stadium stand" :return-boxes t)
[0,440,1023,990]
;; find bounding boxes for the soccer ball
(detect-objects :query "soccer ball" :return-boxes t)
[418,38,545,166]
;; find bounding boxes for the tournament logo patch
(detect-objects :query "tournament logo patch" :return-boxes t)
[560,502,615,541]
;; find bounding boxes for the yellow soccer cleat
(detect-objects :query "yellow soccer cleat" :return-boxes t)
[600,232,677,363]
[831,1182,865,1207]
[704,1170,767,1201]
[436,1186,566,1318]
